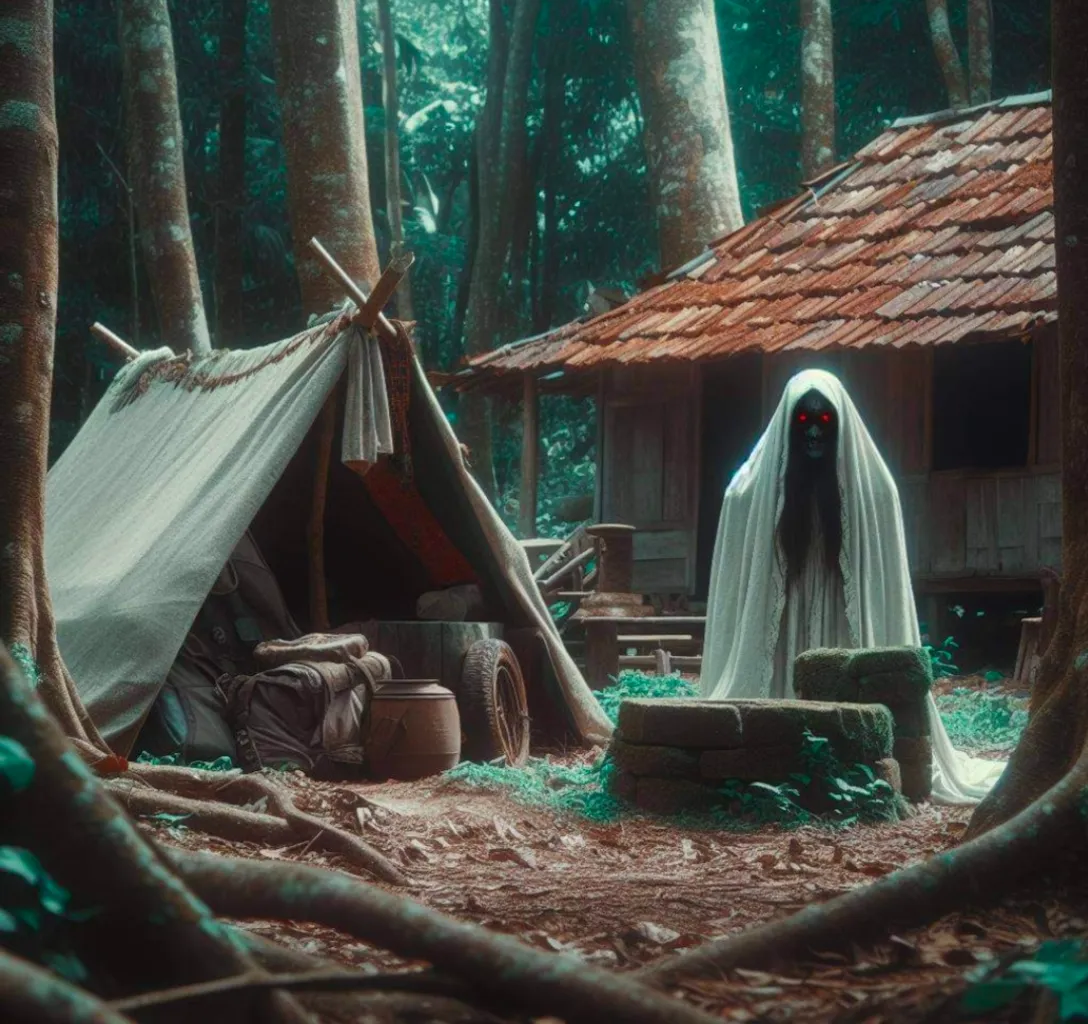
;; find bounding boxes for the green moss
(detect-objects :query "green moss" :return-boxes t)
[0,18,34,56]
[0,100,39,132]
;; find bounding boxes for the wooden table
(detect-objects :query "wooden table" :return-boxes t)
[577,616,707,689]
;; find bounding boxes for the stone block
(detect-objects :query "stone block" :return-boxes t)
[617,699,744,749]
[729,699,894,762]
[634,777,719,816]
[885,702,930,739]
[893,736,933,802]
[608,768,638,802]
[609,734,700,779]
[700,744,803,782]
[893,735,933,764]
[873,757,902,793]
[856,669,932,705]
[794,648,857,702]
[849,646,932,684]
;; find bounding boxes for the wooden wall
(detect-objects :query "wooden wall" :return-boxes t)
[596,331,1060,596]
[599,366,700,592]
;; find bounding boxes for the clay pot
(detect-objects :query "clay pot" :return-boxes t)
[366,680,461,781]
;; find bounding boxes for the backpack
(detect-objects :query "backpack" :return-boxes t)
[224,638,392,779]
[135,531,300,764]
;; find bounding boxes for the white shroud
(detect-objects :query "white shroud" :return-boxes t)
[700,368,1005,805]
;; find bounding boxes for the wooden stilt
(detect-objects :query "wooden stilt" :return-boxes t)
[520,373,540,539]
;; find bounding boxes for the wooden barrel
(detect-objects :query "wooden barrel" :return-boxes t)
[366,680,461,781]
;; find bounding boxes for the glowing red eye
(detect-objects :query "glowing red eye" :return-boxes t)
[798,413,808,423]
[821,413,831,423]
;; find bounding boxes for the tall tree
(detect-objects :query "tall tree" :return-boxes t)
[461,0,542,500]
[269,0,380,313]
[215,0,249,345]
[925,0,970,108]
[0,0,109,759]
[800,0,836,180]
[119,0,213,355]
[376,0,415,322]
[627,0,744,269]
[966,0,1088,838]
[967,0,994,104]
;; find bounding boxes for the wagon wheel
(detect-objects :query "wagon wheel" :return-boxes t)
[458,639,530,766]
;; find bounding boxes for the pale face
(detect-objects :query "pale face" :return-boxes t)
[790,389,837,462]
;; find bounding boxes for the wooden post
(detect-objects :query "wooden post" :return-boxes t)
[520,373,539,539]
[90,322,140,362]
[308,393,337,631]
[585,523,636,592]
[584,619,619,690]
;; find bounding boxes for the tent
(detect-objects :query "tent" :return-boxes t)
[45,310,613,758]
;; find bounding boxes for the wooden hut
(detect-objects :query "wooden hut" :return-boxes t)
[453,92,1058,646]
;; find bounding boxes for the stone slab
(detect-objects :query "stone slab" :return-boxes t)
[897,759,932,801]
[700,744,803,782]
[873,757,902,793]
[849,646,932,683]
[794,649,858,702]
[618,698,893,760]
[608,768,638,802]
[856,669,932,704]
[609,734,700,779]
[885,702,930,739]
[634,777,719,816]
[893,735,933,764]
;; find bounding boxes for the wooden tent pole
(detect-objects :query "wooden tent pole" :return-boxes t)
[90,322,140,362]
[304,240,415,631]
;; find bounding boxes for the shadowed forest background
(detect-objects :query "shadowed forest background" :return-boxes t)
[51,0,1050,535]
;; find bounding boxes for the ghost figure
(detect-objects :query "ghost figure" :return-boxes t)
[700,368,1004,805]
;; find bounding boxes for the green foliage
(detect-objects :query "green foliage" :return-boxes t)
[0,847,91,983]
[134,751,237,772]
[0,737,35,794]
[935,688,1028,753]
[962,940,1088,1020]
[921,622,960,676]
[593,669,698,725]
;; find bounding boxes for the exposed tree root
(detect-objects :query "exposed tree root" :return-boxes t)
[121,764,407,885]
[0,649,312,1024]
[635,746,1088,986]
[0,948,136,1024]
[163,847,722,1024]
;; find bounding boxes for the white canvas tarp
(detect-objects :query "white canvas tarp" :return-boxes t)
[46,317,612,756]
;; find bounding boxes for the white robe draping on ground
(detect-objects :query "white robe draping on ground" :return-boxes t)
[700,368,1005,805]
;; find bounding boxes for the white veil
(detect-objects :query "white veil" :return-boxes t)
[700,368,1005,804]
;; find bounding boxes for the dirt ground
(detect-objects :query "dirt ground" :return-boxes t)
[154,730,1088,1023]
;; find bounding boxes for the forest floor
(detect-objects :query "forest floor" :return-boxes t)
[148,674,1086,1023]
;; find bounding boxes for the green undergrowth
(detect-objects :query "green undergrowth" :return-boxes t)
[133,751,237,772]
[444,672,903,829]
[934,687,1028,753]
[961,939,1088,1020]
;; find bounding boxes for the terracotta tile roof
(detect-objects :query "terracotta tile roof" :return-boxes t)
[460,92,1054,388]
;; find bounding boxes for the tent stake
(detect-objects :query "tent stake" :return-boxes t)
[90,322,140,362]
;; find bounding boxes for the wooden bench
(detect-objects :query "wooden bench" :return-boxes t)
[577,616,707,689]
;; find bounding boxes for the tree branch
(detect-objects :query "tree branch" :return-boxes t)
[0,948,136,1024]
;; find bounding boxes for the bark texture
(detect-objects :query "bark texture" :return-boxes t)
[215,0,248,345]
[269,0,381,315]
[967,0,994,105]
[627,0,744,268]
[376,0,414,322]
[0,0,109,760]
[925,0,970,109]
[461,0,542,499]
[966,0,1088,839]
[119,0,212,355]
[800,0,835,180]
[0,649,303,1021]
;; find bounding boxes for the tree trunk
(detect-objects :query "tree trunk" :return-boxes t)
[461,0,542,501]
[0,0,109,760]
[966,0,1088,839]
[627,0,744,269]
[376,0,414,322]
[215,0,249,346]
[269,0,381,315]
[925,0,970,109]
[967,0,994,105]
[800,0,835,180]
[119,0,212,356]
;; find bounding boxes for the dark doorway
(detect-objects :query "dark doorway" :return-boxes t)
[695,355,764,599]
[933,340,1033,470]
